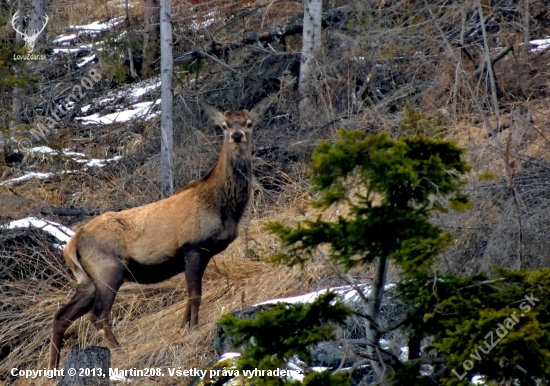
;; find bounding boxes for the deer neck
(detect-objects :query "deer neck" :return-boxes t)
[208,140,252,222]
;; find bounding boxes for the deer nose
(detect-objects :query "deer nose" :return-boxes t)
[231,131,245,143]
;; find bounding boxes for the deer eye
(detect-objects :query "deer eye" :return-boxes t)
[221,122,228,130]
[246,120,253,128]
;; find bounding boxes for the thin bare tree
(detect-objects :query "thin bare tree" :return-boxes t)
[29,0,48,48]
[160,0,174,197]
[11,0,24,135]
[298,0,322,121]
[143,0,160,77]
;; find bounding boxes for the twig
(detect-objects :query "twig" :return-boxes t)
[471,45,513,78]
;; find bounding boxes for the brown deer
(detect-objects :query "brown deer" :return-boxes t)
[49,99,270,369]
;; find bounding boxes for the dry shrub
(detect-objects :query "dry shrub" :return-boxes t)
[437,98,550,274]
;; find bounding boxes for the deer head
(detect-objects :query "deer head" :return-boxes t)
[11,11,49,53]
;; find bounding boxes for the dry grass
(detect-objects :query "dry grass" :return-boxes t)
[0,180,339,386]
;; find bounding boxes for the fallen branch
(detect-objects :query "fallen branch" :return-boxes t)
[172,4,354,65]
[471,44,513,78]
[41,204,134,217]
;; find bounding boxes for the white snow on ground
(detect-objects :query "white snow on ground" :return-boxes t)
[115,31,128,42]
[52,17,124,57]
[0,148,123,186]
[76,78,161,121]
[255,284,373,306]
[133,80,162,98]
[76,99,160,125]
[30,146,57,154]
[3,217,74,244]
[471,375,485,384]
[196,352,328,384]
[70,17,124,32]
[530,38,550,52]
[53,45,92,54]
[108,0,137,7]
[77,54,97,68]
[221,352,241,360]
[76,156,123,167]
[109,373,130,382]
[0,172,54,186]
[28,146,85,158]
[53,34,77,44]
[90,77,160,108]
[191,16,216,31]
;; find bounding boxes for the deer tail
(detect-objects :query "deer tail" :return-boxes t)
[63,229,91,285]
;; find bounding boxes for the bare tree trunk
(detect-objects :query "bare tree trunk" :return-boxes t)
[523,0,530,54]
[11,0,24,137]
[366,255,388,377]
[11,78,21,130]
[298,0,322,122]
[58,347,110,385]
[29,0,48,49]
[160,0,173,198]
[143,0,160,77]
[125,0,130,27]
[16,0,24,44]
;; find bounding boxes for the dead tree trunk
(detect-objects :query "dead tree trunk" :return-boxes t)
[29,0,48,49]
[11,0,24,136]
[125,0,130,27]
[143,0,160,77]
[58,347,110,386]
[160,0,174,197]
[365,255,388,377]
[298,0,322,122]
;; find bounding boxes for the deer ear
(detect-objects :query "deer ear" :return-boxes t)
[201,103,226,127]
[248,98,271,124]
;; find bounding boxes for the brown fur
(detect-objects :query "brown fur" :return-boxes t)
[49,100,270,369]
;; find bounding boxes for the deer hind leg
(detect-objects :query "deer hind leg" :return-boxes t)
[49,281,96,370]
[91,277,124,350]
[183,251,210,328]
[85,257,125,351]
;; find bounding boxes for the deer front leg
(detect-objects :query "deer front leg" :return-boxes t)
[183,251,209,328]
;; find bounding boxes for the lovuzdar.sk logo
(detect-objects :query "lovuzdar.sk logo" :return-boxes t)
[11,11,48,60]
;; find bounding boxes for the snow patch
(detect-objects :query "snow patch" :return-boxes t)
[70,17,124,32]
[81,77,160,115]
[0,172,53,186]
[30,146,57,154]
[76,99,160,125]
[255,284,375,306]
[0,148,122,185]
[3,217,74,245]
[77,156,123,167]
[28,146,85,158]
[77,54,97,68]
[133,81,161,99]
[530,38,550,52]
[191,11,217,30]
[109,373,130,382]
[53,45,92,54]
[53,34,77,44]
[220,352,241,360]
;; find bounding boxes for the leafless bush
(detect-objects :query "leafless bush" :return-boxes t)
[437,154,550,274]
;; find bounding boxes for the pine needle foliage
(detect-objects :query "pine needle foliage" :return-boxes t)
[221,130,550,384]
[219,292,351,385]
[399,268,550,385]
[220,130,472,384]
[268,130,470,278]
